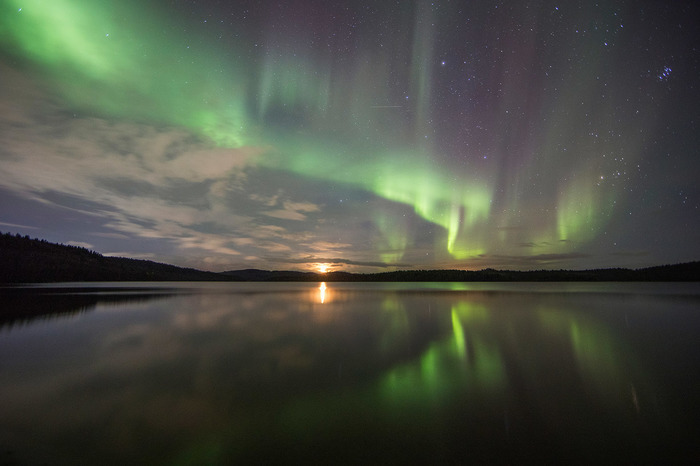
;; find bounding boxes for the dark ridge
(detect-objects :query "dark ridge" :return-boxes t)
[0,231,237,283]
[1,231,699,283]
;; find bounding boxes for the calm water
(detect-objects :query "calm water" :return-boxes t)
[1,282,699,464]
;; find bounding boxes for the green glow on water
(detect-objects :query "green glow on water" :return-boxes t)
[380,302,505,406]
[538,306,637,400]
[451,309,467,358]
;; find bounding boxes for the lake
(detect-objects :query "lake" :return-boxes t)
[1,282,699,464]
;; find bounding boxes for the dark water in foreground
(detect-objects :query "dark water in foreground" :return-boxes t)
[1,282,699,465]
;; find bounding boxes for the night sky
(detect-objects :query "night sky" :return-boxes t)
[1,0,698,273]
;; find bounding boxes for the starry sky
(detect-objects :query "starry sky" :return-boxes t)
[1,0,699,273]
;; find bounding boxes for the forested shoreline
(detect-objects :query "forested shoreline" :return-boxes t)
[1,232,698,283]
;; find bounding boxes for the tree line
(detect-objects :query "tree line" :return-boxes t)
[0,231,234,283]
[1,231,698,283]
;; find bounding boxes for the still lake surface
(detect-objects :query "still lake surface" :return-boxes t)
[1,281,699,464]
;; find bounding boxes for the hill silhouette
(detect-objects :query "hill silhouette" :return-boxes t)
[1,232,699,283]
[221,264,700,282]
[0,232,233,283]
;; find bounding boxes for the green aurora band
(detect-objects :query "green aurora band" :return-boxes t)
[1,0,624,264]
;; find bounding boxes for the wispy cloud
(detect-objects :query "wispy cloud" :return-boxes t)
[263,200,321,221]
[66,241,94,249]
[610,251,650,257]
[0,221,38,230]
[276,257,412,269]
[455,253,593,270]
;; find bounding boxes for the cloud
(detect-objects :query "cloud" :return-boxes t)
[104,252,157,260]
[1,120,260,197]
[610,251,650,257]
[276,257,412,269]
[0,64,328,269]
[66,241,94,249]
[303,241,355,252]
[159,146,260,182]
[257,242,293,253]
[457,252,592,270]
[263,200,321,221]
[517,241,558,248]
[178,236,240,256]
[0,221,38,230]
[249,193,280,207]
[264,209,310,221]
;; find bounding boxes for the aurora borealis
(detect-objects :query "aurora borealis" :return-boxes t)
[1,0,698,272]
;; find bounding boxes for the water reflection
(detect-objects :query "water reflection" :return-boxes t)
[319,281,326,303]
[0,287,174,329]
[0,283,698,464]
